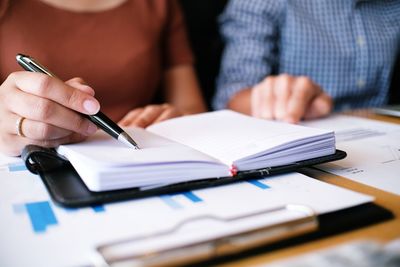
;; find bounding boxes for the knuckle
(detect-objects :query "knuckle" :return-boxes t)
[279,73,291,80]
[73,116,88,133]
[137,115,149,123]
[129,108,142,115]
[261,76,273,87]
[35,75,52,96]
[144,104,157,110]
[297,85,309,94]
[66,88,82,108]
[262,75,275,83]
[297,76,313,87]
[38,123,53,140]
[35,99,54,120]
[7,72,17,83]
[257,81,273,95]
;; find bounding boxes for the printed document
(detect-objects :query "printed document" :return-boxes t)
[303,114,400,195]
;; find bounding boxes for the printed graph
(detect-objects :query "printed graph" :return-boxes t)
[247,179,270,190]
[160,191,203,209]
[13,201,106,234]
[13,201,59,233]
[8,162,28,172]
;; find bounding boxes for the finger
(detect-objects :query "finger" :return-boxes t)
[118,108,143,126]
[286,77,322,123]
[5,113,75,140]
[65,77,95,96]
[273,74,293,121]
[5,90,97,136]
[11,72,100,115]
[254,77,275,120]
[304,93,333,120]
[153,105,181,123]
[251,84,263,117]
[132,105,165,128]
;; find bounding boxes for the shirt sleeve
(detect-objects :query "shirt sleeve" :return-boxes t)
[162,0,194,70]
[213,0,285,110]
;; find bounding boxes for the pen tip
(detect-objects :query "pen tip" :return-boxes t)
[118,132,140,149]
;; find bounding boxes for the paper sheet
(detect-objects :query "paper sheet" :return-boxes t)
[0,162,371,267]
[302,114,400,195]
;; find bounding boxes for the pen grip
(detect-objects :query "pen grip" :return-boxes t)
[85,112,122,139]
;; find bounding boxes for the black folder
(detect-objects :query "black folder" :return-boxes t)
[22,144,348,207]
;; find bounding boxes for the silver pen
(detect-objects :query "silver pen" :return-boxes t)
[16,53,140,149]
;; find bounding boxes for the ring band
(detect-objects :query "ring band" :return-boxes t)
[16,117,26,137]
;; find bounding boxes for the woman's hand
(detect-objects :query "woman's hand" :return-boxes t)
[119,104,182,128]
[0,72,100,156]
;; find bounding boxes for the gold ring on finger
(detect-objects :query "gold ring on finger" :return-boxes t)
[16,116,26,137]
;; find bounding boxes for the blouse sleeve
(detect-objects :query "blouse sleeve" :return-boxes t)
[0,0,9,19]
[162,0,194,70]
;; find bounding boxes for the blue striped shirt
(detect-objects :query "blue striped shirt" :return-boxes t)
[214,0,400,111]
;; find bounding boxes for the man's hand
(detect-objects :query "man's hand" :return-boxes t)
[251,74,333,123]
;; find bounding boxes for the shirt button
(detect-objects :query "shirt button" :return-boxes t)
[357,36,365,47]
[357,79,366,89]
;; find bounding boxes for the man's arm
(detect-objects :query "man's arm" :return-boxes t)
[214,0,332,123]
[213,0,284,110]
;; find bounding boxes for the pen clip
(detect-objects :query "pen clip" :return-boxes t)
[16,54,57,77]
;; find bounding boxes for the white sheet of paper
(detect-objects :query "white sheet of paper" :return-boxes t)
[0,166,372,267]
[302,114,400,195]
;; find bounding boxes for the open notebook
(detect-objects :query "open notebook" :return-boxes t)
[57,110,336,191]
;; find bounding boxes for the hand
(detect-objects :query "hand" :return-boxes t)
[0,72,100,156]
[119,104,182,128]
[251,74,333,123]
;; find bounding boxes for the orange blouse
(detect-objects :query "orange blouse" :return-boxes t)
[0,0,193,120]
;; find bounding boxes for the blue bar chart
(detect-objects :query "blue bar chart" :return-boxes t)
[247,179,270,190]
[25,201,58,233]
[160,191,203,209]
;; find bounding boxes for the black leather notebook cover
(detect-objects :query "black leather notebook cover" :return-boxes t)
[22,145,347,207]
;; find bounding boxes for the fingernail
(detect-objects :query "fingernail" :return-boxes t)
[83,99,99,114]
[86,123,97,135]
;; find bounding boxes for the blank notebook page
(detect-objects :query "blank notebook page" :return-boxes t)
[147,110,332,165]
